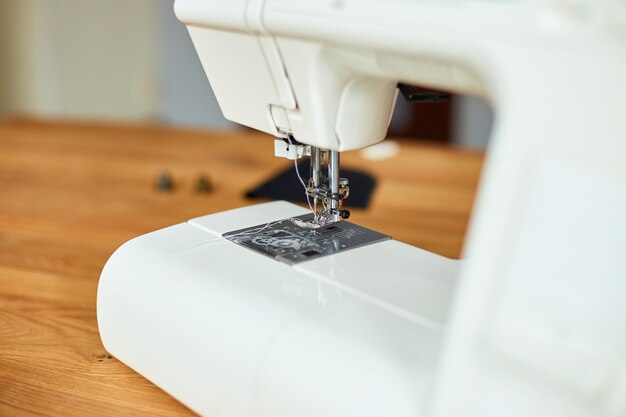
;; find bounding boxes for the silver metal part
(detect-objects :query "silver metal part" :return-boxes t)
[310,146,321,188]
[305,148,349,224]
[328,150,340,210]
[275,137,350,225]
[223,214,390,265]
[339,177,350,202]
[309,146,323,214]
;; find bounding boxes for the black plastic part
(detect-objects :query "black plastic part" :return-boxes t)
[398,83,451,103]
[339,209,351,219]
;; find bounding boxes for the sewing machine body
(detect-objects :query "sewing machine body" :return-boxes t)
[98,201,458,416]
[98,0,626,415]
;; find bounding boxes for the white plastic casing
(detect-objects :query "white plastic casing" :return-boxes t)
[174,0,399,150]
[99,0,626,415]
[98,202,459,417]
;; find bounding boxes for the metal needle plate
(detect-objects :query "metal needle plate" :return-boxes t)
[223,213,390,265]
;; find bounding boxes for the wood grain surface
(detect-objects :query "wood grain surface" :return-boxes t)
[0,119,483,416]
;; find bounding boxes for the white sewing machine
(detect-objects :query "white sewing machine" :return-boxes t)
[97,1,626,416]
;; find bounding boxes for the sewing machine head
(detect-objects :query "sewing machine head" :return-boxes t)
[175,2,407,224]
[173,0,478,225]
[175,1,403,150]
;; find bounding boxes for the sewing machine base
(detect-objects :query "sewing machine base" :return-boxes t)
[97,201,460,416]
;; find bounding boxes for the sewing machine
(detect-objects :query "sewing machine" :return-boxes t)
[97,1,626,416]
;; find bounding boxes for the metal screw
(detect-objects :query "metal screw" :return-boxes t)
[195,175,213,194]
[156,171,174,192]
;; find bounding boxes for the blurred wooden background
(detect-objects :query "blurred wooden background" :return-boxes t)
[0,119,482,416]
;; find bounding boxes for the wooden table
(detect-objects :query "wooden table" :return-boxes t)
[0,119,483,416]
